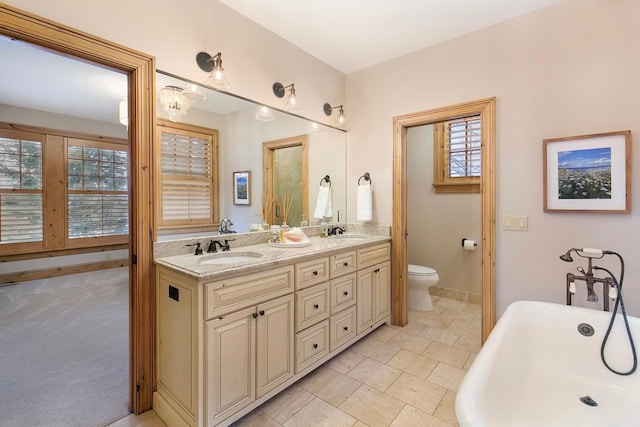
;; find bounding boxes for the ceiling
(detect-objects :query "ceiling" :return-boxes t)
[219,0,564,74]
[0,1,563,125]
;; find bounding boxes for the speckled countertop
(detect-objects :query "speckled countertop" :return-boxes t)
[154,234,391,282]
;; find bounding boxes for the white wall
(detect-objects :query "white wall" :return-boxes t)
[346,0,640,316]
[3,0,345,126]
[407,125,482,295]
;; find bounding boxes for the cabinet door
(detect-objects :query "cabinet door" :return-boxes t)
[206,306,256,425]
[256,294,294,398]
[374,261,391,322]
[356,267,375,335]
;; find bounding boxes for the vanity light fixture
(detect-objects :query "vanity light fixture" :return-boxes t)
[323,103,345,125]
[159,85,191,122]
[118,98,128,127]
[255,105,275,122]
[196,51,231,91]
[273,82,299,112]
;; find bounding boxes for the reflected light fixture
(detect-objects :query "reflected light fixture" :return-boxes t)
[255,105,275,122]
[323,103,345,125]
[196,51,231,91]
[273,82,299,112]
[118,98,128,127]
[159,85,191,122]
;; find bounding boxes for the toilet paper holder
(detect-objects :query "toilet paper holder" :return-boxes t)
[461,238,477,248]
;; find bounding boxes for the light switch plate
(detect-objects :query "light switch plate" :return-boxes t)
[503,215,528,231]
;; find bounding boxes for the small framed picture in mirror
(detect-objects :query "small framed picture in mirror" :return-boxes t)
[233,171,251,205]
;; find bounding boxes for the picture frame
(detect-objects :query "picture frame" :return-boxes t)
[543,130,631,213]
[233,171,251,205]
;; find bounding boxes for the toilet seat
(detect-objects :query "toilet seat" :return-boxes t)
[408,264,437,276]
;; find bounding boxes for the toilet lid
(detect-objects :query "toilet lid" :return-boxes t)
[408,264,437,276]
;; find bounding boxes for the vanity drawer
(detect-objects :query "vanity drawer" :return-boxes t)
[295,282,330,332]
[330,273,356,315]
[295,257,329,290]
[295,319,329,373]
[330,306,357,352]
[330,250,356,278]
[205,265,294,319]
[357,243,390,269]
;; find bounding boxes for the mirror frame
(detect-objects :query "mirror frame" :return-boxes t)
[0,4,156,413]
[392,97,496,343]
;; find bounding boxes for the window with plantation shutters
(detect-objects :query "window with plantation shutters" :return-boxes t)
[433,115,482,193]
[0,125,128,256]
[0,132,44,246]
[157,120,219,228]
[67,142,129,240]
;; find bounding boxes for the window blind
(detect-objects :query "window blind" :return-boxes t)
[160,131,213,223]
[67,144,129,239]
[447,116,481,178]
[0,137,43,244]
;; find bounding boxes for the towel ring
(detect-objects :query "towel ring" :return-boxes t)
[358,172,372,185]
[320,175,331,188]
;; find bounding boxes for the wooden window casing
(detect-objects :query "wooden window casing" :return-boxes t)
[0,129,44,253]
[156,119,219,229]
[0,125,128,256]
[433,115,482,193]
[66,138,130,248]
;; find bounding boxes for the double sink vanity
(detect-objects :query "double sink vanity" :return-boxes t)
[152,228,392,427]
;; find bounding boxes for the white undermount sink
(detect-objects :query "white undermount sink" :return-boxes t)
[200,252,263,265]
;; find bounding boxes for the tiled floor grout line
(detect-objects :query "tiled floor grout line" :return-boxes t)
[112,295,479,427]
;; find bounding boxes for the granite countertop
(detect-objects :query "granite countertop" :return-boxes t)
[154,234,391,282]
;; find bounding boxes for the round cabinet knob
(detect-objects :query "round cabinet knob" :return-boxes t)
[252,313,258,318]
[312,343,318,349]
[259,310,265,316]
[343,326,349,331]
[312,271,318,276]
[343,262,348,266]
[343,291,349,296]
[313,304,319,309]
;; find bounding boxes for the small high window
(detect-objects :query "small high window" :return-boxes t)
[433,114,481,193]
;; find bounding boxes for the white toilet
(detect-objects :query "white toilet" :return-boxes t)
[408,264,439,311]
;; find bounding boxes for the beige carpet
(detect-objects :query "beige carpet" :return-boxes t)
[0,267,129,426]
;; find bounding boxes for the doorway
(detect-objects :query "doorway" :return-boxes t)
[262,134,309,227]
[0,4,155,414]
[392,97,496,342]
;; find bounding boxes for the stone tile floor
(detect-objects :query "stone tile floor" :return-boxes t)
[110,295,480,427]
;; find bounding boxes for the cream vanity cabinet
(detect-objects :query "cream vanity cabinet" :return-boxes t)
[154,239,390,427]
[356,243,392,335]
[155,265,294,427]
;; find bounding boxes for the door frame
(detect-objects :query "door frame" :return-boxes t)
[392,97,496,342]
[0,4,156,413]
[262,134,309,225]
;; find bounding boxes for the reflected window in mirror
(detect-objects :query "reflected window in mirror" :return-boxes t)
[433,114,481,193]
[156,119,219,232]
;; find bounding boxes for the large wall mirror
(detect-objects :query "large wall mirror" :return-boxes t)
[155,71,347,236]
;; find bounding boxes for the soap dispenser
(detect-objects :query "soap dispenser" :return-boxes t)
[320,218,328,238]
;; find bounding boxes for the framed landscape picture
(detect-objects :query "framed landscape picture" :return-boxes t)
[543,130,631,213]
[233,171,251,205]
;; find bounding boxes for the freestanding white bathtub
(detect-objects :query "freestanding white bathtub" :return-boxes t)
[456,301,640,427]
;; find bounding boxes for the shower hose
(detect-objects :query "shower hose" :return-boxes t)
[594,252,637,376]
